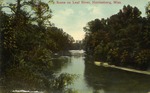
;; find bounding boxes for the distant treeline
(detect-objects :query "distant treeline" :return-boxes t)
[71,40,83,50]
[83,4,150,70]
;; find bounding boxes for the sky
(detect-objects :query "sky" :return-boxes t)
[49,0,149,40]
[3,0,150,40]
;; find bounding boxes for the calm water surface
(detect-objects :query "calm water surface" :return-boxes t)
[58,54,96,93]
[1,50,150,93]
[56,50,150,93]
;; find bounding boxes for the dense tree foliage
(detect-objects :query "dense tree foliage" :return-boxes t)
[0,0,75,92]
[71,40,83,50]
[83,5,150,70]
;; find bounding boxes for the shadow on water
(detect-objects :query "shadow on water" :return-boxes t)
[0,56,75,93]
[51,56,72,72]
[1,50,150,93]
[84,62,150,93]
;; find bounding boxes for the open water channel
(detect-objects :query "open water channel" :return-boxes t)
[56,50,150,93]
[1,50,150,93]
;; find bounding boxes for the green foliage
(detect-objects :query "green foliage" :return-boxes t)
[135,50,150,70]
[71,40,83,50]
[46,27,74,52]
[0,0,75,91]
[146,2,150,18]
[26,0,52,27]
[83,5,150,70]
[50,73,77,90]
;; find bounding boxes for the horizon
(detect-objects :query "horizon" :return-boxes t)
[49,0,149,40]
[2,0,149,40]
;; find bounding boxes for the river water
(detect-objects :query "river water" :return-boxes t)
[56,50,150,93]
[1,50,150,93]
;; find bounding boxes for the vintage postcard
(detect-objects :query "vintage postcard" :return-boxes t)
[0,0,150,93]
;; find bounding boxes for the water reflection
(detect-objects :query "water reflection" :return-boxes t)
[51,56,71,73]
[1,50,150,93]
[84,62,150,93]
[0,56,74,93]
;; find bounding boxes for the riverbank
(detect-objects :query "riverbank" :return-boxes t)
[94,61,150,75]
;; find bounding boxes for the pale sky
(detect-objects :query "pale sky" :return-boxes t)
[49,0,149,40]
[3,0,150,40]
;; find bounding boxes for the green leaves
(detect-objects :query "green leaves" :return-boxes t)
[84,4,150,70]
[27,0,52,27]
[46,26,74,52]
[0,0,74,91]
[51,73,78,90]
[146,2,150,18]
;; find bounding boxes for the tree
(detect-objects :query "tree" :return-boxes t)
[83,5,150,70]
[146,2,150,18]
[0,0,75,91]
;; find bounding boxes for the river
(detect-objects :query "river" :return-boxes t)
[57,50,95,93]
[1,50,150,93]
[56,50,150,93]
